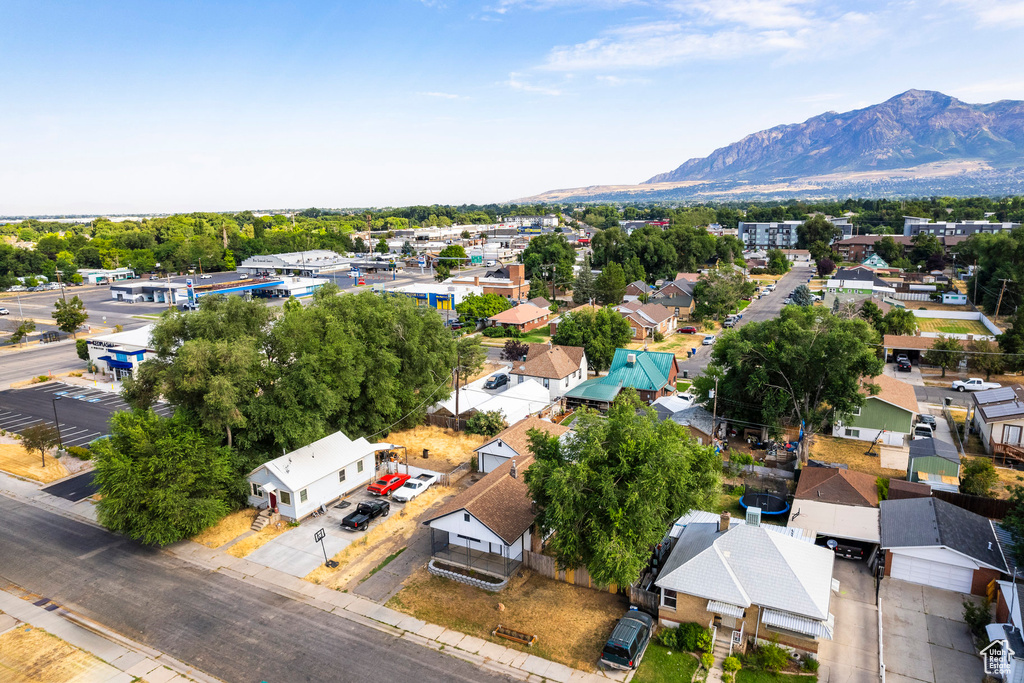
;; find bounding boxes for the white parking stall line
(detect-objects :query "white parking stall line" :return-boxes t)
[0,410,21,420]
[64,433,101,447]
[4,418,45,430]
[58,428,92,440]
[35,384,69,394]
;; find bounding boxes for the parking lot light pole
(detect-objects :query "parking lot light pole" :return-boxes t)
[52,396,63,451]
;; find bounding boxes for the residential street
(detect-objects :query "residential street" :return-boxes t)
[676,264,816,379]
[0,498,515,683]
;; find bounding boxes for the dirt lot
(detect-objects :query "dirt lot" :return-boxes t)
[0,620,105,683]
[192,509,258,549]
[809,435,906,479]
[0,441,68,484]
[388,568,627,672]
[384,426,487,470]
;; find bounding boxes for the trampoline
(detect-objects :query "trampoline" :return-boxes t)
[739,491,790,516]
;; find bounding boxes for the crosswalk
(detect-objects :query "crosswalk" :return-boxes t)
[0,382,174,448]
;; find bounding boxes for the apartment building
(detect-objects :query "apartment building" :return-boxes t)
[737,216,852,250]
[902,216,1018,238]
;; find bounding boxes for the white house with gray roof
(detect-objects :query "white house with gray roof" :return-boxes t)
[653,510,836,654]
[247,431,398,522]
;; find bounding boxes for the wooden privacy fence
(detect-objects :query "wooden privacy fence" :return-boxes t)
[932,489,1012,519]
[522,550,618,594]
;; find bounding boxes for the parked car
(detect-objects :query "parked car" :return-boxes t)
[391,473,438,502]
[484,374,509,390]
[951,378,1002,392]
[449,321,464,330]
[0,308,8,315]
[702,335,715,345]
[366,473,411,497]
[913,424,935,439]
[238,273,249,280]
[341,500,390,530]
[600,608,654,671]
[722,317,737,328]
[485,260,497,267]
[200,274,213,279]
[895,353,909,364]
[783,297,793,305]
[896,359,912,372]
[677,326,697,334]
[917,415,937,431]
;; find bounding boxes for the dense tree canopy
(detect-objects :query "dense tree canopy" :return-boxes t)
[455,292,511,321]
[524,392,721,587]
[551,306,631,372]
[692,268,755,321]
[520,233,575,284]
[594,262,627,305]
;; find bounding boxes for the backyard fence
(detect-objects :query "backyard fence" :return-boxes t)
[932,490,1012,519]
[521,551,618,594]
[438,462,470,487]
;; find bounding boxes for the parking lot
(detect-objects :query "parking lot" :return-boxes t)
[245,486,410,578]
[0,382,172,447]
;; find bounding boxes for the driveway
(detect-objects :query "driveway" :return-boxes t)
[881,577,981,683]
[245,490,402,577]
[817,559,879,683]
[885,361,924,386]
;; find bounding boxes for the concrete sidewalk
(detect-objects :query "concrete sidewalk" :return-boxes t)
[0,470,632,683]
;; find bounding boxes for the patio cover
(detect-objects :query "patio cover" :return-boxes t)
[786,499,880,543]
[761,609,835,640]
[707,600,745,619]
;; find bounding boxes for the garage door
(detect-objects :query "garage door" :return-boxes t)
[890,554,973,593]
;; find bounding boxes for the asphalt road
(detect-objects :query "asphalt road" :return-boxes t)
[676,264,817,379]
[42,471,97,501]
[914,384,974,408]
[0,499,514,683]
[0,382,172,447]
[0,342,84,389]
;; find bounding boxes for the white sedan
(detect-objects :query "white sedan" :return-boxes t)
[702,335,716,345]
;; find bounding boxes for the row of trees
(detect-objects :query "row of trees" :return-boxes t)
[589,225,744,281]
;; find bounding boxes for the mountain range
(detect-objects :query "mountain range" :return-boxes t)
[517,90,1024,203]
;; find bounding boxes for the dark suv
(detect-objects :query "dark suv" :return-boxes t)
[600,609,654,671]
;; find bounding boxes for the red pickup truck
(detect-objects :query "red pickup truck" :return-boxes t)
[366,473,410,497]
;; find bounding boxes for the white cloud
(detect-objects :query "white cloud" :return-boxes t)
[680,0,815,29]
[418,91,464,99]
[947,1,1024,27]
[506,72,562,95]
[596,74,650,85]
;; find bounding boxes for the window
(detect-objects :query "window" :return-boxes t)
[844,428,861,438]
[299,489,308,503]
[339,468,347,483]
[279,491,292,505]
[357,460,364,473]
[250,483,263,497]
[851,407,861,416]
[663,589,677,609]
[464,512,471,522]
[543,378,549,389]
[518,375,524,384]
[565,377,569,387]
[457,534,480,544]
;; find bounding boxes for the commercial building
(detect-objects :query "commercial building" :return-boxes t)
[86,324,155,380]
[238,250,352,278]
[78,268,136,284]
[501,214,558,228]
[382,282,482,311]
[738,217,852,250]
[902,216,1018,238]
[109,280,186,304]
[450,263,529,300]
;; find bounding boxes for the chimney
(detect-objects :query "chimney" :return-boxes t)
[719,511,730,533]
[510,459,518,479]
[474,276,479,286]
[627,353,636,366]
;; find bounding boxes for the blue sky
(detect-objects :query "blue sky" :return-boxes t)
[3,0,1024,214]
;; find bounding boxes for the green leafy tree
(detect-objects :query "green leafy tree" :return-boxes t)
[969,339,1004,380]
[923,335,965,377]
[572,255,596,304]
[401,241,415,256]
[692,268,755,321]
[1004,482,1024,566]
[52,295,88,338]
[434,244,467,281]
[21,422,59,467]
[551,306,631,372]
[76,338,89,360]
[873,236,904,263]
[456,292,511,321]
[692,307,882,448]
[594,262,627,305]
[816,257,836,277]
[999,307,1024,372]
[859,301,885,328]
[622,255,646,284]
[791,284,814,306]
[93,410,236,546]
[375,238,389,253]
[282,296,302,315]
[911,233,944,266]
[877,308,919,336]
[524,392,721,587]
[520,233,575,284]
[222,249,236,271]
[960,457,998,497]
[797,215,841,250]
[528,278,549,300]
[465,410,508,437]
[766,249,791,275]
[9,319,35,345]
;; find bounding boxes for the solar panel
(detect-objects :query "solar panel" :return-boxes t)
[977,386,1017,404]
[983,402,1024,419]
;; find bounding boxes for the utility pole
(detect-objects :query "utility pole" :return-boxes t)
[996,278,1014,319]
[55,271,67,303]
[710,376,720,447]
[453,366,461,433]
[973,260,978,304]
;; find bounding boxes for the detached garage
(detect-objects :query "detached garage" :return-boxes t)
[880,497,1007,595]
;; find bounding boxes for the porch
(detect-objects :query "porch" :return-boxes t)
[429,528,523,580]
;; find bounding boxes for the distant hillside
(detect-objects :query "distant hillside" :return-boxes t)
[646,90,1024,184]
[514,90,1024,204]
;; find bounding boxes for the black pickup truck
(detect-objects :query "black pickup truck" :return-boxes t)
[341,500,390,531]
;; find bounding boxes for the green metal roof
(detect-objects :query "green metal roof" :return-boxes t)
[606,348,674,392]
[909,455,959,478]
[565,378,622,401]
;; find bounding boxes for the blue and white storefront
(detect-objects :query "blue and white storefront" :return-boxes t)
[86,324,155,380]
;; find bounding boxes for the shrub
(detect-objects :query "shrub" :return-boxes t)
[731,452,754,466]
[964,598,992,640]
[723,656,741,673]
[749,267,769,275]
[76,338,89,361]
[696,629,713,654]
[482,327,505,338]
[876,477,890,501]
[656,627,678,649]
[67,446,92,460]
[730,484,746,496]
[755,640,789,673]
[700,652,714,670]
[653,330,665,343]
[674,622,709,652]
[801,655,819,673]
[504,327,521,338]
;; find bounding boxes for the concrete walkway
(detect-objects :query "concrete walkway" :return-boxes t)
[0,469,632,683]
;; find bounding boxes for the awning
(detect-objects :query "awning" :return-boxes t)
[707,600,746,619]
[99,355,134,370]
[761,609,834,640]
[261,483,277,495]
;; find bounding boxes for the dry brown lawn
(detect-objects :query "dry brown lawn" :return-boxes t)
[385,426,487,470]
[809,435,906,479]
[0,444,69,483]
[226,520,291,558]
[192,509,258,549]
[0,622,105,683]
[388,568,627,671]
[306,484,460,588]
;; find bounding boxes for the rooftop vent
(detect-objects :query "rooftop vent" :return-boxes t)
[746,507,762,527]
[510,459,518,479]
[627,353,636,365]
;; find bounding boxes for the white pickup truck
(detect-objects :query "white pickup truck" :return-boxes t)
[951,378,1002,392]
[391,473,438,502]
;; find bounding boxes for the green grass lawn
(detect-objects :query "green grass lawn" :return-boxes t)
[736,299,751,311]
[736,670,816,683]
[517,331,551,344]
[633,644,700,683]
[915,317,992,336]
[676,380,692,392]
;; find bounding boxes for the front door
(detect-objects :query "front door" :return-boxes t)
[269,492,277,509]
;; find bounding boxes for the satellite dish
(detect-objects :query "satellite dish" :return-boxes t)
[827,539,838,550]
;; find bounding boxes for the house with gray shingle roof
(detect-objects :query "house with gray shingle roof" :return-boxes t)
[654,511,837,654]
